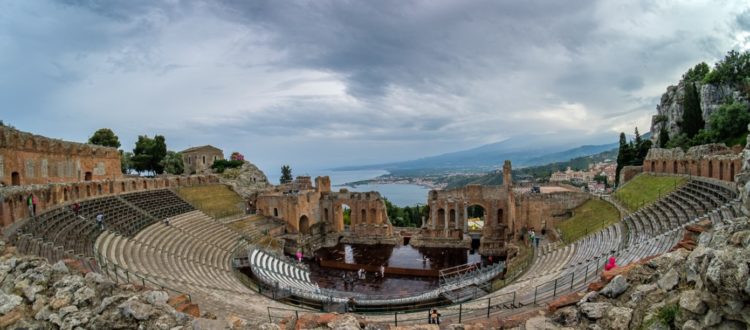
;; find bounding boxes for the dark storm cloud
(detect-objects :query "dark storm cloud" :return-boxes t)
[1,0,749,171]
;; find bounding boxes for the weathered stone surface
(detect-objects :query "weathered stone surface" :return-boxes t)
[682,319,701,330]
[51,261,69,274]
[119,299,156,321]
[551,306,579,326]
[703,309,722,327]
[0,292,23,315]
[191,318,226,330]
[578,302,612,319]
[144,290,170,305]
[548,292,584,312]
[657,269,679,291]
[603,307,632,330]
[327,314,361,329]
[524,316,560,330]
[679,290,707,315]
[258,324,281,330]
[600,275,629,298]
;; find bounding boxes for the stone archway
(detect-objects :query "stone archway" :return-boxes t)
[449,209,457,228]
[436,208,446,228]
[299,215,310,234]
[11,172,20,186]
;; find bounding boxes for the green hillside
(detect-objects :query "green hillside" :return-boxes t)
[613,174,687,212]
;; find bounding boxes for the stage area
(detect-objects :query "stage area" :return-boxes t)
[306,243,485,295]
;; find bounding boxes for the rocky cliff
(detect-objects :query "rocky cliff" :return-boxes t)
[219,161,270,198]
[649,80,747,146]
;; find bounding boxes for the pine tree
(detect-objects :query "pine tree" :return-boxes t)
[280,165,293,184]
[615,132,629,186]
[681,82,704,138]
[658,127,670,148]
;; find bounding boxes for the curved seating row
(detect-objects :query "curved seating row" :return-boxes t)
[13,189,195,264]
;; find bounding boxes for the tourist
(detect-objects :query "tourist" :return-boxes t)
[27,194,34,217]
[71,202,81,217]
[429,309,441,324]
[380,265,385,278]
[296,249,303,263]
[163,218,170,226]
[534,235,540,248]
[31,194,38,216]
[604,256,617,271]
[96,213,105,230]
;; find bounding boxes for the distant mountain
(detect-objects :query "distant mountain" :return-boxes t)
[333,134,620,173]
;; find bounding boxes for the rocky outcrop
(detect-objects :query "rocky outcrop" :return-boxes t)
[0,240,257,329]
[219,161,270,198]
[533,215,750,329]
[649,80,748,145]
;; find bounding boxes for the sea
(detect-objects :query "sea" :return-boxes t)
[266,169,430,207]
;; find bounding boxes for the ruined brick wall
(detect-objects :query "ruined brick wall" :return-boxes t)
[515,191,590,236]
[619,166,643,185]
[255,177,391,237]
[0,126,121,186]
[0,174,219,228]
[644,144,742,182]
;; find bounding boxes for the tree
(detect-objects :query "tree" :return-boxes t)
[658,127,670,148]
[88,128,121,148]
[681,82,704,138]
[131,135,168,175]
[160,151,184,175]
[703,50,750,85]
[615,132,629,186]
[120,151,133,174]
[682,62,710,83]
[280,165,293,184]
[708,102,750,143]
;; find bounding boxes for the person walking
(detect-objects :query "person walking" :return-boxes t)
[27,194,34,217]
[71,202,81,217]
[31,194,38,216]
[380,265,385,278]
[96,213,105,230]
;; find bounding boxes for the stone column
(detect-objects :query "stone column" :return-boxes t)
[430,201,437,229]
[463,203,469,233]
[454,202,460,230]
[443,204,449,237]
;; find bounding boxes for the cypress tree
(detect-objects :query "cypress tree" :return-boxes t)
[681,82,704,138]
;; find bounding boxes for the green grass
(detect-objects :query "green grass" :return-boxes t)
[175,185,244,219]
[614,174,687,212]
[557,198,620,244]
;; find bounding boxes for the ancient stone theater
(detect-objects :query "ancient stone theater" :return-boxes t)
[0,126,121,186]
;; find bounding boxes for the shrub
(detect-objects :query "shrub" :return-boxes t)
[211,159,244,173]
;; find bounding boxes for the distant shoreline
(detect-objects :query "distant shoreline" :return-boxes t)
[338,177,445,190]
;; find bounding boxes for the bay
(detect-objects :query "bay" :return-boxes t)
[344,183,431,207]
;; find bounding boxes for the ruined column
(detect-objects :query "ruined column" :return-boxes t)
[463,203,469,233]
[454,202,460,230]
[443,203,449,238]
[430,201,437,229]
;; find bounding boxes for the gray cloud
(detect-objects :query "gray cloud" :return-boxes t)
[1,0,750,172]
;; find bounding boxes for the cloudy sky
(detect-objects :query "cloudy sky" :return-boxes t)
[2,1,750,175]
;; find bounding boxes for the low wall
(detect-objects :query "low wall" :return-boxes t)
[319,259,439,277]
[0,174,219,229]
